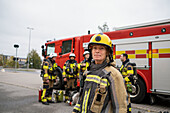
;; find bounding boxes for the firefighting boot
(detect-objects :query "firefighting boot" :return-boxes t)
[42,101,49,105]
[127,103,131,113]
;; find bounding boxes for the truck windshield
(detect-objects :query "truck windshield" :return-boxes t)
[62,40,72,54]
[47,43,55,56]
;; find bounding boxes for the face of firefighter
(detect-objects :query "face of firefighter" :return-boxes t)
[84,53,90,60]
[92,44,107,64]
[120,54,126,62]
[70,56,75,60]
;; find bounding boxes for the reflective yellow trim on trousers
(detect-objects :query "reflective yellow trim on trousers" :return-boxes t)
[63,72,66,76]
[129,108,132,111]
[47,97,52,101]
[127,70,134,75]
[82,88,91,113]
[43,65,48,70]
[124,77,130,82]
[41,89,47,102]
[122,72,127,76]
[49,67,53,71]
[44,73,48,78]
[49,75,56,80]
[74,104,80,111]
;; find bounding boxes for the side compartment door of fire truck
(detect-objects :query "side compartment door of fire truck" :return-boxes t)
[114,41,149,103]
[152,40,170,94]
[55,40,62,66]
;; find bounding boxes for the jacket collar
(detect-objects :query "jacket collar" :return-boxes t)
[122,59,129,65]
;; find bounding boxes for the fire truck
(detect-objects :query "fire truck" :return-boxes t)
[41,19,170,104]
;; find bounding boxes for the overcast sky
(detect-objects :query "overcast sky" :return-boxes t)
[0,0,170,58]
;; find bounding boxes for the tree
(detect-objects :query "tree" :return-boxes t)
[5,56,19,68]
[0,54,3,66]
[27,49,42,69]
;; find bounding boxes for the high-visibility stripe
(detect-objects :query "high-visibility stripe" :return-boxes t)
[135,49,147,54]
[152,54,159,58]
[85,75,110,86]
[113,55,116,59]
[115,48,170,59]
[44,73,48,78]
[136,54,147,58]
[159,48,170,54]
[152,49,158,53]
[159,53,170,58]
[43,65,48,70]
[63,72,66,76]
[82,88,91,113]
[125,50,135,54]
[63,66,66,70]
[116,51,125,55]
[128,54,136,59]
[74,104,80,111]
[127,70,134,75]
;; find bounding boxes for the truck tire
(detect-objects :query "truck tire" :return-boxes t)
[130,77,146,103]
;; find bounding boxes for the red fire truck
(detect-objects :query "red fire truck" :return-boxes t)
[42,19,170,103]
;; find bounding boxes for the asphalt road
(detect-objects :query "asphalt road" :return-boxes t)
[0,69,169,113]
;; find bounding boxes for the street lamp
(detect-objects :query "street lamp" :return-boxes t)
[14,44,19,71]
[27,27,34,69]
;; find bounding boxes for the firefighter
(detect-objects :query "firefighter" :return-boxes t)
[41,53,58,105]
[73,33,127,113]
[63,53,78,102]
[77,51,90,91]
[120,53,134,113]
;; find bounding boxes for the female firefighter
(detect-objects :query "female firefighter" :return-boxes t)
[73,33,127,113]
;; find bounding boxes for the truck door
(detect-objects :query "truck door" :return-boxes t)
[55,40,62,66]
[152,40,170,93]
[58,38,73,67]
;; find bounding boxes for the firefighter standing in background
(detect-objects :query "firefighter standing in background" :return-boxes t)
[41,53,58,105]
[120,53,134,113]
[63,53,78,102]
[77,51,90,93]
[73,33,127,113]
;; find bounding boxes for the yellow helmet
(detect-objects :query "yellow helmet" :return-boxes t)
[88,33,112,49]
[88,33,114,63]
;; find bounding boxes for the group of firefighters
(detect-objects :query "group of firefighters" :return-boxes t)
[40,33,136,113]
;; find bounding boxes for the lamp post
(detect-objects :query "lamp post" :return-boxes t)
[27,27,34,69]
[14,44,19,71]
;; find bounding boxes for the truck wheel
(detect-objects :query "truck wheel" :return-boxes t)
[130,77,146,103]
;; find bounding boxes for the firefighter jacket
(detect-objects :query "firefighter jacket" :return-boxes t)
[77,59,90,88]
[78,59,90,74]
[73,60,127,113]
[43,58,58,81]
[119,59,134,82]
[63,60,78,79]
